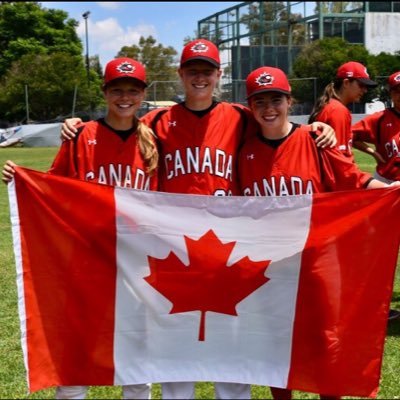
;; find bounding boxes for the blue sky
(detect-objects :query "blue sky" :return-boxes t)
[41,2,242,70]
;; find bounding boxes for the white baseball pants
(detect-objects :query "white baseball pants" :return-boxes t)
[55,383,151,399]
[161,382,251,399]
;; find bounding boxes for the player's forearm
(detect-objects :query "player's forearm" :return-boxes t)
[352,140,375,154]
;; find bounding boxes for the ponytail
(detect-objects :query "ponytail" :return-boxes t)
[308,80,343,123]
[136,119,159,175]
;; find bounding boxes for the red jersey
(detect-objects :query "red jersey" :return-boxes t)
[315,98,354,159]
[49,119,157,191]
[238,124,372,196]
[352,108,400,181]
[142,102,254,196]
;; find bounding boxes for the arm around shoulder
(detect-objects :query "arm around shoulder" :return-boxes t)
[61,117,83,140]
[307,121,337,148]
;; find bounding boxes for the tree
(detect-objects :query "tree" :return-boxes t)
[90,54,103,80]
[0,2,106,122]
[290,37,371,104]
[315,2,364,13]
[0,53,103,123]
[240,2,305,46]
[117,36,179,101]
[0,2,82,78]
[183,35,195,45]
[290,37,400,110]
[368,51,400,104]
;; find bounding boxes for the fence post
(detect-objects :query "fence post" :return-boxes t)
[72,84,78,117]
[25,84,30,124]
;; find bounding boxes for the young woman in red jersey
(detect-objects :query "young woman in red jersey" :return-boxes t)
[308,61,378,160]
[351,71,400,321]
[59,40,337,400]
[2,58,157,400]
[238,66,397,400]
[141,38,255,400]
[352,71,400,184]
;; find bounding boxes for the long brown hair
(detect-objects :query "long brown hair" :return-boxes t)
[308,79,344,123]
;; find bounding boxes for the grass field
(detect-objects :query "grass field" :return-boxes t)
[0,147,399,399]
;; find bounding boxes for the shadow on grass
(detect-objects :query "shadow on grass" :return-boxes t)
[391,292,400,302]
[386,318,400,336]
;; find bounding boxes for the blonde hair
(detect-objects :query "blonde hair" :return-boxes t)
[308,80,343,123]
[136,118,159,175]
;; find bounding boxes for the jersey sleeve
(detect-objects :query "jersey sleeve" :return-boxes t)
[351,112,383,143]
[47,124,86,177]
[317,103,352,133]
[230,103,258,145]
[47,140,78,177]
[140,107,169,133]
[318,146,373,191]
[316,101,353,157]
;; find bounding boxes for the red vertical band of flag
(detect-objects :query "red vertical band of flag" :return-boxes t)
[14,167,117,392]
[289,188,400,397]
[9,167,400,396]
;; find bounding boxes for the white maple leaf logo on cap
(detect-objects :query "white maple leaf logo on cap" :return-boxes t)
[191,42,208,53]
[255,72,274,86]
[116,62,135,74]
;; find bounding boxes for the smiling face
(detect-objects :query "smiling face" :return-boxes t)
[178,60,222,110]
[103,78,145,127]
[249,91,292,139]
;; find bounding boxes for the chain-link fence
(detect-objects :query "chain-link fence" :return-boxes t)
[145,75,392,115]
[6,74,390,128]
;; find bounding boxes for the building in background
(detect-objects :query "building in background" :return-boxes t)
[198,1,400,104]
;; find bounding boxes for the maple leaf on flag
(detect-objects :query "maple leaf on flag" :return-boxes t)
[144,229,271,341]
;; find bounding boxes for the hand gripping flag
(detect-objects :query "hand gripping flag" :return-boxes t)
[8,167,400,396]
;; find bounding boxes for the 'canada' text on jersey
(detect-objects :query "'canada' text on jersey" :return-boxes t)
[48,119,157,191]
[86,164,150,189]
[164,147,233,181]
[238,125,372,196]
[142,102,253,195]
[243,175,314,196]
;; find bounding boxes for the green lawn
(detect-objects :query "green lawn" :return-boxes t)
[0,147,399,399]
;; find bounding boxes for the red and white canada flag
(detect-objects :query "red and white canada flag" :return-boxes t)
[8,167,400,397]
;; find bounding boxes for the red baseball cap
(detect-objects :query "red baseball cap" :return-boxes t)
[180,39,220,68]
[336,61,377,87]
[103,58,147,87]
[246,66,291,99]
[388,71,400,90]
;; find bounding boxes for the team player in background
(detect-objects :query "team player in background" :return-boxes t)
[308,61,378,160]
[2,58,157,400]
[351,70,400,321]
[238,65,398,400]
[352,71,400,183]
[60,39,337,399]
